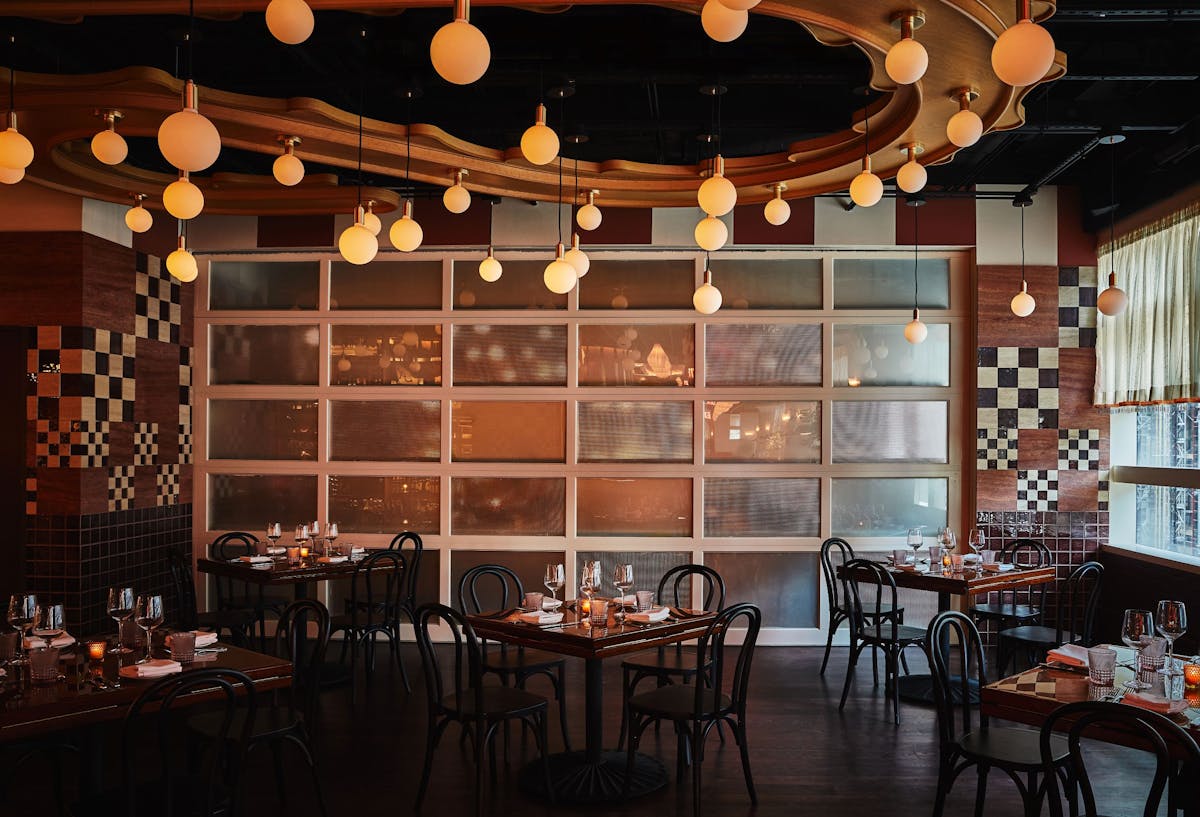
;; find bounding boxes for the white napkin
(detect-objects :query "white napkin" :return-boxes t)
[627,607,670,624]
[542,597,563,610]
[1047,643,1089,668]
[25,633,75,649]
[518,610,564,625]
[238,555,272,564]
[119,658,182,679]
[165,631,218,648]
[317,555,348,564]
[265,546,286,555]
[1123,691,1190,715]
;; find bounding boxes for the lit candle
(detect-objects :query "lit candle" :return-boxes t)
[299,546,309,559]
[580,598,591,618]
[1184,661,1200,688]
[942,554,951,567]
[87,641,106,662]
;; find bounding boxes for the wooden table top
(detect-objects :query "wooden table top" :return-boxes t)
[0,643,292,744]
[467,604,718,661]
[836,562,1057,596]
[197,553,389,586]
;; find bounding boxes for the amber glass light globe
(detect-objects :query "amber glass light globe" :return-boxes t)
[764,197,791,226]
[430,19,491,85]
[695,215,729,251]
[0,126,34,170]
[339,223,378,265]
[896,159,927,193]
[544,256,578,294]
[577,203,602,231]
[947,109,983,148]
[693,281,723,314]
[266,0,315,44]
[479,254,503,282]
[701,0,748,42]
[717,0,759,9]
[904,314,928,344]
[564,244,590,277]
[992,19,1055,87]
[362,210,382,236]
[163,178,204,220]
[698,173,737,217]
[0,165,24,184]
[521,122,559,166]
[885,37,929,86]
[158,107,221,173]
[390,214,423,252]
[272,152,304,186]
[125,204,153,233]
[166,248,198,282]
[443,183,471,214]
[91,129,128,165]
[1010,284,1036,317]
[849,170,884,207]
[1098,273,1128,316]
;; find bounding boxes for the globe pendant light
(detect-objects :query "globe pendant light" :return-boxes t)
[763,182,790,226]
[717,0,759,10]
[390,200,423,252]
[0,165,23,184]
[946,88,983,148]
[701,0,748,43]
[564,233,590,277]
[0,46,33,172]
[1098,134,1129,316]
[521,103,559,166]
[272,136,304,186]
[340,204,378,266]
[265,0,315,45]
[443,169,471,213]
[1010,194,1036,317]
[479,246,503,282]
[698,155,737,216]
[904,195,928,344]
[695,214,728,251]
[430,0,491,86]
[125,194,153,233]
[577,189,602,231]
[896,142,927,194]
[849,104,883,207]
[166,233,198,283]
[991,0,1056,87]
[361,200,381,236]
[544,243,577,294]
[91,110,128,166]
[693,254,723,314]
[885,11,929,86]
[163,171,204,220]
[158,79,221,173]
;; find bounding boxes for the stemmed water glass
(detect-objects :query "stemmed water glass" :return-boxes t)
[33,604,65,648]
[967,529,986,554]
[1156,600,1188,677]
[612,564,634,623]
[324,522,339,556]
[107,587,135,654]
[906,528,923,566]
[580,560,601,600]
[266,522,282,553]
[6,594,37,666]
[134,595,164,664]
[1121,608,1155,688]
[543,563,564,602]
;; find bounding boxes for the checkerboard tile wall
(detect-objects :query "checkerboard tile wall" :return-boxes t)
[977,346,1060,430]
[1098,471,1110,512]
[977,427,1018,470]
[25,471,37,516]
[1058,428,1101,470]
[135,253,183,344]
[1016,469,1058,512]
[35,419,110,467]
[107,466,135,511]
[1058,266,1098,349]
[156,463,181,506]
[70,328,136,423]
[134,422,158,466]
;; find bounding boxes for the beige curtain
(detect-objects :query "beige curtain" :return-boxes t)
[1095,207,1200,406]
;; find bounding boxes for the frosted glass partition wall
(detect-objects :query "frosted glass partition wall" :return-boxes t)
[196,251,971,644]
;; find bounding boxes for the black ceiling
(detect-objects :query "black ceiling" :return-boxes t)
[2,1,1199,229]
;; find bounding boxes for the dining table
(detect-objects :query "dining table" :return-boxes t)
[467,601,717,803]
[197,551,386,601]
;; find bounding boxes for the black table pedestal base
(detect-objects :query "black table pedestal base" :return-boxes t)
[897,673,980,705]
[519,750,667,803]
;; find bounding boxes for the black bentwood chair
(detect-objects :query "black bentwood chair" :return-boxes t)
[927,611,1073,817]
[969,538,1053,631]
[329,549,410,695]
[622,602,761,817]
[818,538,905,679]
[165,547,252,647]
[413,604,554,817]
[998,561,1104,675]
[387,530,424,628]
[210,531,289,649]
[1040,701,1200,817]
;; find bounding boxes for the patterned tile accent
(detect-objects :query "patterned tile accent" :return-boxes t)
[1058,266,1098,349]
[179,346,192,411]
[25,470,37,516]
[179,423,193,465]
[135,254,182,344]
[107,465,135,511]
[1016,469,1059,512]
[156,463,181,507]
[35,419,110,467]
[1058,428,1101,471]
[977,347,1059,430]
[977,427,1018,470]
[1098,470,1110,512]
[64,328,136,424]
[134,422,158,466]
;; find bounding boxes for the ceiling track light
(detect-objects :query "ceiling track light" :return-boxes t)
[479,245,503,282]
[166,232,198,282]
[764,182,791,226]
[992,0,1056,87]
[444,168,471,213]
[521,103,559,166]
[693,253,723,314]
[431,0,490,86]
[163,170,204,220]
[577,189,602,231]
[896,142,927,193]
[1010,193,1036,317]
[272,135,304,186]
[91,109,128,165]
[886,10,929,86]
[265,0,315,45]
[124,193,153,233]
[946,87,983,148]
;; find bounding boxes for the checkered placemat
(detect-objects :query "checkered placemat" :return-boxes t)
[989,668,1071,700]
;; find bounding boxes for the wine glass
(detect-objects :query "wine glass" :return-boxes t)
[266,522,282,553]
[967,528,986,554]
[906,528,923,566]
[543,563,564,602]
[940,527,957,554]
[1156,600,1188,677]
[107,587,135,654]
[294,523,310,545]
[33,604,65,649]
[6,594,37,666]
[612,564,634,623]
[134,595,164,664]
[580,560,601,597]
[1121,608,1155,688]
[324,522,339,556]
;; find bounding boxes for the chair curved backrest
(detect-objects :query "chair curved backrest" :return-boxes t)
[842,559,902,642]
[1039,700,1200,817]
[926,611,990,751]
[990,538,1054,611]
[123,668,257,817]
[414,603,484,719]
[819,538,854,616]
[387,531,424,616]
[694,603,762,717]
[1054,561,1104,646]
[210,532,261,610]
[457,564,524,616]
[348,550,407,635]
[165,547,199,632]
[275,599,331,725]
[656,564,726,612]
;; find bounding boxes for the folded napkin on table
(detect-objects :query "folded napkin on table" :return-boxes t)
[25,633,75,649]
[963,553,981,563]
[1047,643,1089,667]
[265,546,286,555]
[542,597,563,610]
[614,594,637,607]
[627,607,671,624]
[317,555,348,564]
[517,610,564,625]
[237,555,272,564]
[165,631,218,648]
[1123,691,1190,715]
[119,658,182,679]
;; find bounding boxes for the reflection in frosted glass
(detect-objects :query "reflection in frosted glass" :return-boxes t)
[210,325,319,385]
[209,474,316,531]
[330,401,440,462]
[453,261,567,310]
[578,260,694,309]
[833,401,947,463]
[579,325,694,387]
[576,552,691,603]
[451,478,565,536]
[704,478,820,537]
[577,479,692,536]
[578,402,693,463]
[705,401,820,463]
[831,478,948,537]
[329,475,439,534]
[331,325,442,386]
[209,261,319,311]
[453,325,566,386]
[452,401,565,463]
[331,261,441,310]
[209,400,317,460]
[833,324,950,387]
[833,259,950,309]
[705,552,819,628]
[709,259,822,309]
[705,324,821,386]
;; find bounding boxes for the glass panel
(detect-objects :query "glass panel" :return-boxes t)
[209,261,319,310]
[328,475,440,534]
[832,401,948,463]
[831,477,949,537]
[709,258,822,309]
[329,401,440,462]
[208,474,316,531]
[578,260,694,309]
[705,324,820,386]
[578,401,693,463]
[703,478,820,537]
[705,552,820,627]
[1136,404,1200,468]
[452,401,566,462]
[452,260,567,310]
[330,551,441,618]
[833,258,950,309]
[331,324,443,386]
[451,551,566,610]
[330,260,442,310]
[579,324,695,387]
[451,478,565,536]
[209,325,319,385]
[832,324,950,387]
[577,479,692,536]
[208,400,318,460]
[452,325,567,386]
[1135,484,1200,558]
[705,401,820,463]
[574,552,692,603]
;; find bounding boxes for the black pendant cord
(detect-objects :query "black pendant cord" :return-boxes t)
[6,35,14,116]
[913,201,920,309]
[573,157,580,232]
[557,152,564,246]
[405,97,412,199]
[356,31,366,213]
[1109,144,1116,273]
[187,0,195,81]
[1020,204,1027,287]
